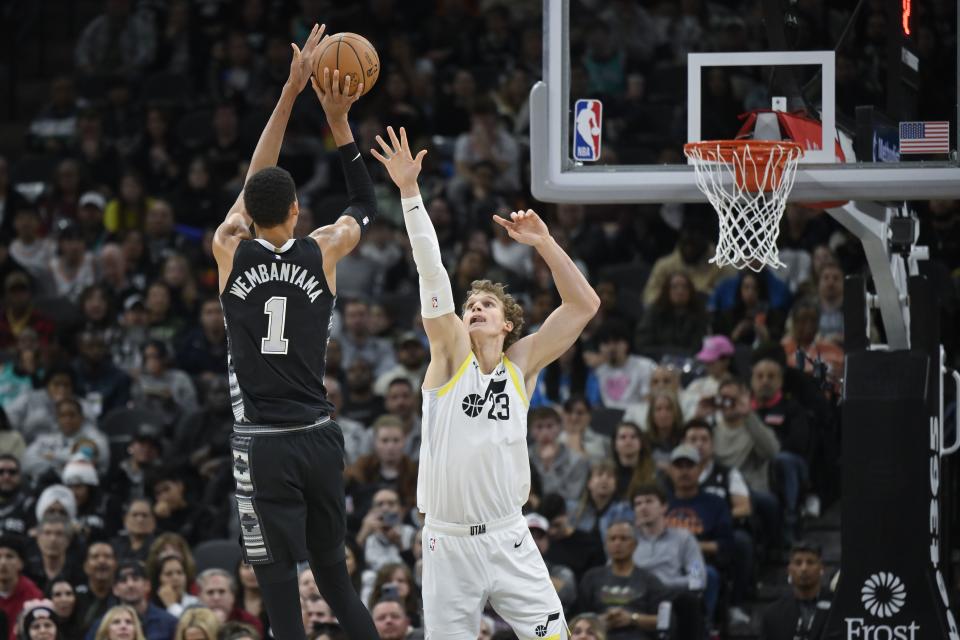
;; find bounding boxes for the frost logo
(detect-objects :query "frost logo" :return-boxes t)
[862,572,907,618]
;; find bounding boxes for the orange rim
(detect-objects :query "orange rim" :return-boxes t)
[684,140,804,193]
[684,139,804,162]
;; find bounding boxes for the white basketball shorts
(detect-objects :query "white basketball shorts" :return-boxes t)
[422,512,567,640]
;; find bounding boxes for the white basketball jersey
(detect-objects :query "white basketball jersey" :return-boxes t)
[417,352,530,524]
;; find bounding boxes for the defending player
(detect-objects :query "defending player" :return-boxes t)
[213,24,378,640]
[371,126,601,639]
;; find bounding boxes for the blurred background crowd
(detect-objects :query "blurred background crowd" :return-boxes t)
[0,0,958,639]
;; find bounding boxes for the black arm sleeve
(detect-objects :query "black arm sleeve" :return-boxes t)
[338,141,377,233]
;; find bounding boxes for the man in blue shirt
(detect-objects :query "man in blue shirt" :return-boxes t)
[86,560,177,640]
[664,444,735,628]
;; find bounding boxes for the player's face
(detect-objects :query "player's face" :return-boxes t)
[463,294,512,344]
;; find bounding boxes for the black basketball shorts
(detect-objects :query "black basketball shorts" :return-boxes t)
[230,419,347,566]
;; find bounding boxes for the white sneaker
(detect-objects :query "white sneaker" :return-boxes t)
[729,606,751,626]
[803,494,822,519]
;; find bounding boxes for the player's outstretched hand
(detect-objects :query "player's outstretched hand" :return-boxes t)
[492,209,550,248]
[371,126,428,191]
[288,23,326,93]
[310,67,363,122]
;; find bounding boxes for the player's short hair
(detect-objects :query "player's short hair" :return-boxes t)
[243,166,296,229]
[462,280,524,348]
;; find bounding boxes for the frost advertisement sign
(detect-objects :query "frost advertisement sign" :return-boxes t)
[825,351,958,640]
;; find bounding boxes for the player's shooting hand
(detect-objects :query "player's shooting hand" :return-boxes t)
[310,67,363,123]
[492,210,550,248]
[371,126,428,191]
[288,23,326,93]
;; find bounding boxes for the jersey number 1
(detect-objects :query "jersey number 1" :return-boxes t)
[261,296,289,355]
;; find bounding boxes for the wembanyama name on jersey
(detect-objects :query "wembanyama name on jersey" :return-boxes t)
[227,261,325,304]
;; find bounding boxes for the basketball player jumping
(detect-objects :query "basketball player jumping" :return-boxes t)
[213,24,378,640]
[372,126,601,639]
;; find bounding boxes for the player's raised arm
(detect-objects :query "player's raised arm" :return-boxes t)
[371,126,470,379]
[501,211,601,389]
[307,66,373,279]
[213,24,326,273]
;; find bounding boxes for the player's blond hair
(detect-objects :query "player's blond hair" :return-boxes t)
[462,280,524,349]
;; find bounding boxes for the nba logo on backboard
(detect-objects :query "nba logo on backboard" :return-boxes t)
[574,99,602,162]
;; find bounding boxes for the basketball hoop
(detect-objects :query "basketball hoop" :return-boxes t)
[684,140,804,271]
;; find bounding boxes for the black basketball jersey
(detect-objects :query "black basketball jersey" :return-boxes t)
[220,237,335,425]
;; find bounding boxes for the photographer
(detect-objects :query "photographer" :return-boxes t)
[708,378,783,554]
[357,488,416,573]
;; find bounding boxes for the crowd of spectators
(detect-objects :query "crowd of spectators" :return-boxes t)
[0,0,958,639]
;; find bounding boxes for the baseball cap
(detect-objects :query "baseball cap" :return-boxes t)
[395,331,422,347]
[123,294,145,311]
[670,444,701,465]
[61,456,99,487]
[116,560,147,581]
[132,423,163,446]
[696,336,735,363]
[525,512,550,533]
[79,191,107,210]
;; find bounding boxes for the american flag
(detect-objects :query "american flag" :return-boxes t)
[899,121,950,154]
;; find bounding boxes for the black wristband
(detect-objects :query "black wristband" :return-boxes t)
[338,142,377,234]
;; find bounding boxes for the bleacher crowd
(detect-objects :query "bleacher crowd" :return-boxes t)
[0,1,958,639]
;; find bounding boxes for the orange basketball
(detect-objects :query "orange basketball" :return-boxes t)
[312,32,380,96]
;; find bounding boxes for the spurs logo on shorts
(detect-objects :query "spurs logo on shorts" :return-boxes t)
[231,435,272,564]
[232,436,254,493]
[236,494,270,563]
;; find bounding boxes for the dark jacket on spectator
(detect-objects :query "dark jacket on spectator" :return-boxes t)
[753,392,813,458]
[760,591,830,640]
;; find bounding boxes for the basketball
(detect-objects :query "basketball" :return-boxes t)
[312,32,380,96]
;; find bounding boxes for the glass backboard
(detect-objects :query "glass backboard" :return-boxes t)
[531,0,960,203]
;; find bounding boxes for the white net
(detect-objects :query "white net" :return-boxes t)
[684,141,803,272]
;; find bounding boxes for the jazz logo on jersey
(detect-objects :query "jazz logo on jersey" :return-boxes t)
[574,99,603,162]
[461,378,510,420]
